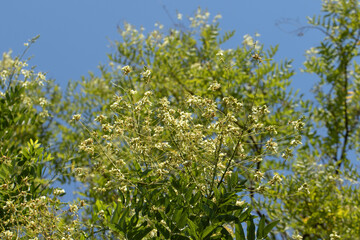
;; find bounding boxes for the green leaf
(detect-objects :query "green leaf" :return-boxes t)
[263,220,280,237]
[247,218,255,240]
[0,164,10,179]
[171,234,191,240]
[118,207,130,230]
[217,214,238,222]
[155,222,170,239]
[129,213,139,227]
[133,160,141,172]
[202,224,220,238]
[256,215,266,239]
[110,202,122,224]
[220,226,234,240]
[132,227,153,240]
[30,34,40,43]
[187,219,199,240]
[178,210,188,229]
[173,208,183,224]
[239,207,252,222]
[235,222,246,240]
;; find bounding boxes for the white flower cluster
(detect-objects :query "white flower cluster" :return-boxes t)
[79,138,95,155]
[289,117,305,131]
[189,8,210,28]
[242,34,260,49]
[330,231,341,240]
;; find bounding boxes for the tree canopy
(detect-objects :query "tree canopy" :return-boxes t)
[1,1,360,239]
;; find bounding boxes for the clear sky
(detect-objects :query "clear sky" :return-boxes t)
[1,0,323,95]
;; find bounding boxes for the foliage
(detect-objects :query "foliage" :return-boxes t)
[1,1,360,239]
[71,68,299,238]
[59,8,303,239]
[0,42,84,239]
[256,0,360,239]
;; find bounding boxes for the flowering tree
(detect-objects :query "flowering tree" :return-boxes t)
[60,8,302,239]
[0,39,84,239]
[1,0,360,239]
[258,0,360,239]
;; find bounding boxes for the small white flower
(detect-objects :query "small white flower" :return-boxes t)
[265,138,278,153]
[142,69,151,78]
[305,47,319,55]
[235,200,245,207]
[39,98,48,107]
[208,81,221,91]
[330,231,340,240]
[149,229,158,237]
[216,50,224,57]
[72,114,81,121]
[37,72,46,80]
[69,203,78,212]
[121,65,132,75]
[177,13,183,20]
[54,188,66,196]
[254,170,265,181]
[298,183,310,194]
[1,70,8,81]
[292,231,303,240]
[2,230,14,238]
[21,69,31,79]
[243,34,254,47]
[214,14,222,21]
[269,173,282,185]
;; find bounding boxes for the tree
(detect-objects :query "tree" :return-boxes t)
[0,37,84,239]
[258,0,360,239]
[61,8,301,239]
[1,1,360,239]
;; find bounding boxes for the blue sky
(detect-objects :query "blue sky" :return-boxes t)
[1,0,323,95]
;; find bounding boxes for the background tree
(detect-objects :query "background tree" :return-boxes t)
[0,39,85,239]
[257,0,360,239]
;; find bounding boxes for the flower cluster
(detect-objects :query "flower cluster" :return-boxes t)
[243,34,260,49]
[0,48,51,120]
[76,79,302,200]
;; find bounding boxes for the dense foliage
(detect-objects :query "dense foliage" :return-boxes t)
[1,0,359,239]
